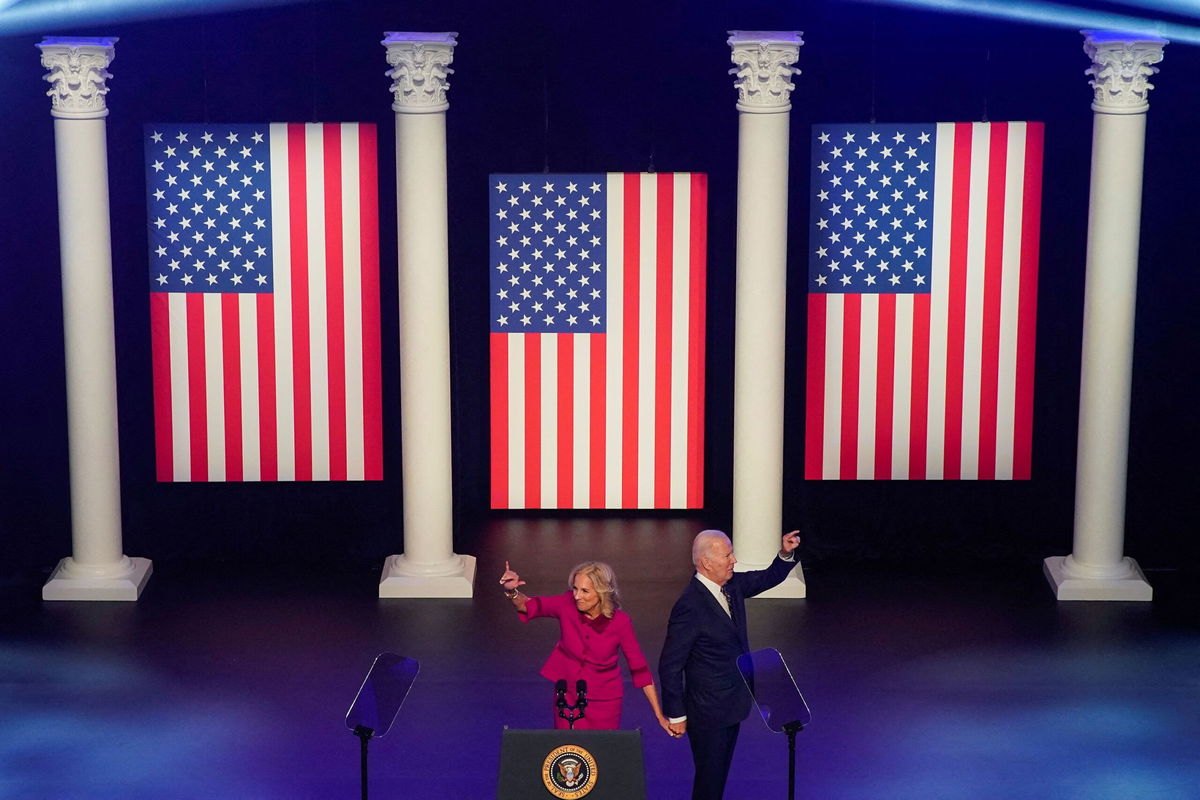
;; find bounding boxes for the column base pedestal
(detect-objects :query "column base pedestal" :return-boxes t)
[42,556,153,601]
[743,561,806,599]
[1043,555,1152,601]
[378,554,477,598]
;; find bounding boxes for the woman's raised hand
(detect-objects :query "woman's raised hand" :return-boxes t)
[499,560,526,591]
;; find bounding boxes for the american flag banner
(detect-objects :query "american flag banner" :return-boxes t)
[146,123,383,481]
[489,173,707,509]
[804,122,1043,480]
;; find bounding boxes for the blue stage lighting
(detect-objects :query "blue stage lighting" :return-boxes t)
[0,0,305,36]
[851,0,1200,44]
[1106,1,1200,16]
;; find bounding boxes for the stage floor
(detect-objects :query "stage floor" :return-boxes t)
[3,518,1198,799]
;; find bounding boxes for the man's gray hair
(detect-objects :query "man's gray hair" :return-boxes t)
[692,529,731,567]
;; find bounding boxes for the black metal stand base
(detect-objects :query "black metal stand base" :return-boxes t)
[353,724,374,800]
[785,721,804,800]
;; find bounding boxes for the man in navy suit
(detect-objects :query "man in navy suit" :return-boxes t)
[659,529,800,800]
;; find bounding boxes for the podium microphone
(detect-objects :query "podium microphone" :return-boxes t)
[555,679,568,710]
[575,680,588,709]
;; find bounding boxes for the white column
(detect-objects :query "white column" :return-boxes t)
[37,37,151,601]
[1044,31,1166,601]
[728,31,805,599]
[378,32,475,598]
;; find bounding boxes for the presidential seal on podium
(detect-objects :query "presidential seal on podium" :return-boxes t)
[542,743,599,798]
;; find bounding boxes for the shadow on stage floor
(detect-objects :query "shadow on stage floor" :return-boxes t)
[2,517,1198,799]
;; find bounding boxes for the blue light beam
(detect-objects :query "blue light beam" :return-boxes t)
[850,0,1200,44]
[0,0,307,37]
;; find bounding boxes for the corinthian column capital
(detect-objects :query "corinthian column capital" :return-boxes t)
[1082,30,1167,115]
[37,36,118,119]
[382,32,458,114]
[727,30,803,113]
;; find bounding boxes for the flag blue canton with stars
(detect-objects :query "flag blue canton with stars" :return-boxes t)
[808,124,936,295]
[489,175,608,334]
[145,124,274,294]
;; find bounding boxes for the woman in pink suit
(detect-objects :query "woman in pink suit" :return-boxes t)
[500,560,671,732]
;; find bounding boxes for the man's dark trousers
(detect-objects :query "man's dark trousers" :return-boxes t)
[687,722,740,800]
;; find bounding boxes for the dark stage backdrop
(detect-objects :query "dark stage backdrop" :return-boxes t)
[2,0,1197,579]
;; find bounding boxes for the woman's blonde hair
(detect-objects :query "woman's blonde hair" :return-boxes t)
[567,561,621,619]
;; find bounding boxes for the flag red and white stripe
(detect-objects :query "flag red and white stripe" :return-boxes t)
[147,123,383,481]
[488,173,707,508]
[804,122,1042,479]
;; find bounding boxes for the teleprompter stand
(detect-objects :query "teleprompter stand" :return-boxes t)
[344,653,420,800]
[737,647,812,800]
